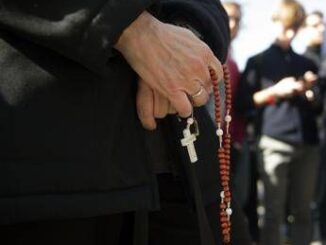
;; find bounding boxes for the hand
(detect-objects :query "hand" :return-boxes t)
[270,77,303,98]
[297,71,318,91]
[136,78,176,130]
[115,11,223,118]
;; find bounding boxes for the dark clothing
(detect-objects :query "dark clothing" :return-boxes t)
[237,44,320,145]
[0,0,230,230]
[0,174,252,245]
[304,47,326,242]
[305,45,323,68]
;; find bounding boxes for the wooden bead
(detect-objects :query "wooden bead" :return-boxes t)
[225,197,231,202]
[225,191,231,197]
[221,176,230,181]
[225,139,231,144]
[218,148,225,153]
[221,223,229,228]
[220,170,229,175]
[221,181,228,187]
[222,228,229,235]
[221,217,228,222]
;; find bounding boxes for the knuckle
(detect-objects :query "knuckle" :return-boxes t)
[137,106,151,120]
[190,57,206,73]
[201,42,211,53]
[154,109,166,119]
[178,104,192,118]
[201,43,213,59]
[183,28,195,36]
[213,64,223,81]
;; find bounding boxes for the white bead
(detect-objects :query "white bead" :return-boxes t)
[225,115,232,123]
[216,128,223,136]
[305,90,314,101]
[220,191,225,199]
[187,118,194,125]
[226,208,233,216]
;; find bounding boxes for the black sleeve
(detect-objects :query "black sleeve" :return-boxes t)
[150,0,230,63]
[235,57,261,119]
[0,0,157,74]
[297,60,324,114]
[0,0,229,73]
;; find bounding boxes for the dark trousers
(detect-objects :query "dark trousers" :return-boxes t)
[0,174,251,245]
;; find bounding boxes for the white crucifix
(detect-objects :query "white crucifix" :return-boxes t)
[180,118,198,163]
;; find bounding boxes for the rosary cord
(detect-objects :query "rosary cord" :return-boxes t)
[210,65,232,244]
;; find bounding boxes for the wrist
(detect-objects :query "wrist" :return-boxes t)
[265,94,277,105]
[114,11,159,54]
[265,87,278,105]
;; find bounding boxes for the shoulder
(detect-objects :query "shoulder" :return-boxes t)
[294,52,318,71]
[245,51,266,69]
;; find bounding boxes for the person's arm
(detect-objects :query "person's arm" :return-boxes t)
[0,0,157,74]
[296,63,323,114]
[151,0,230,62]
[253,76,304,106]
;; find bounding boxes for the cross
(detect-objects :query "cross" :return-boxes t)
[180,127,198,163]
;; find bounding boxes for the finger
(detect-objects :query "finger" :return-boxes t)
[136,81,156,130]
[208,55,224,83]
[168,91,193,118]
[188,83,210,107]
[193,59,212,94]
[294,82,304,92]
[304,71,318,83]
[153,90,169,119]
[168,102,177,114]
[203,68,213,94]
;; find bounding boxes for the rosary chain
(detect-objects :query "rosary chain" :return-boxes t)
[211,64,232,244]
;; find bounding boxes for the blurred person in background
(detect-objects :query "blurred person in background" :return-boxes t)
[303,10,326,245]
[304,11,325,66]
[237,0,321,244]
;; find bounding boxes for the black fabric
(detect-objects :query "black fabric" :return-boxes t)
[304,49,326,242]
[305,45,322,68]
[149,174,220,245]
[236,44,320,145]
[0,0,157,74]
[0,214,129,245]
[0,174,251,245]
[0,0,229,225]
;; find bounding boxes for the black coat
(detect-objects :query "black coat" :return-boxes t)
[0,0,229,224]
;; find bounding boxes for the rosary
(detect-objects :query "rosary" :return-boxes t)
[180,64,232,244]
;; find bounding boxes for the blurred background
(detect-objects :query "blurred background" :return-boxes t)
[228,0,326,70]
[218,1,326,244]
